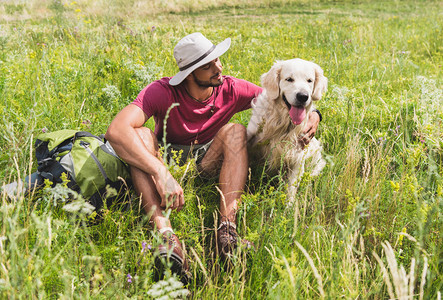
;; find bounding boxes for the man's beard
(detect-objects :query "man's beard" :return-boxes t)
[192,73,223,88]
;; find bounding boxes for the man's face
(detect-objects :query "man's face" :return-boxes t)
[191,58,224,87]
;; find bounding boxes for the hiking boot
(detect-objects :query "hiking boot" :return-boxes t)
[216,221,254,262]
[154,230,191,284]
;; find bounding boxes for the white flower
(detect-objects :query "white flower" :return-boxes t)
[63,200,95,215]
[124,60,159,83]
[146,276,190,299]
[101,85,121,101]
[414,76,442,125]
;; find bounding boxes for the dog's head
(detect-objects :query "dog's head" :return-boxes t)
[261,58,327,125]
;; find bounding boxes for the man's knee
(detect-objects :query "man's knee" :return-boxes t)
[216,123,247,157]
[135,127,159,156]
[221,123,247,143]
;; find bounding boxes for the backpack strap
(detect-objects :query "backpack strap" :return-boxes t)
[74,131,103,142]
[73,132,111,182]
[78,140,109,182]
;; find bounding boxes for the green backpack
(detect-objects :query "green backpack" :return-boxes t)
[35,130,132,209]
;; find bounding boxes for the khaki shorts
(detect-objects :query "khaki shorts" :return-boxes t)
[159,139,213,166]
[105,139,213,167]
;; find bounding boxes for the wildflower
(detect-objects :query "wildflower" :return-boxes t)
[390,180,400,192]
[127,273,132,283]
[124,60,158,83]
[151,26,156,32]
[63,200,95,215]
[141,241,152,253]
[42,127,48,133]
[102,85,121,101]
[147,276,190,299]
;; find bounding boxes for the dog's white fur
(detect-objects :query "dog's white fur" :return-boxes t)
[247,58,328,201]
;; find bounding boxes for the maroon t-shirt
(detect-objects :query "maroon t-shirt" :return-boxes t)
[132,76,262,145]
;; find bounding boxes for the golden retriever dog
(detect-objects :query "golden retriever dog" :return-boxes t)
[247,58,328,202]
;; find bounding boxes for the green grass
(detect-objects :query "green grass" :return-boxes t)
[0,0,442,298]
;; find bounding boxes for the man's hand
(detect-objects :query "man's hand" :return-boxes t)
[299,110,320,147]
[153,168,185,211]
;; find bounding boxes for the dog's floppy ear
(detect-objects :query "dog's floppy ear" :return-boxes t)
[312,63,328,101]
[261,61,283,100]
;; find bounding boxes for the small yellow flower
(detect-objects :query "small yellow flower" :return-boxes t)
[390,180,400,192]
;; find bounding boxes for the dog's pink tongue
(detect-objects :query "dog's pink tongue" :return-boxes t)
[289,106,306,125]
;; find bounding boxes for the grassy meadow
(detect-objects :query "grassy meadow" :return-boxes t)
[0,0,442,298]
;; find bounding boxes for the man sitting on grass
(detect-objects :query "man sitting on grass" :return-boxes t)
[105,32,321,282]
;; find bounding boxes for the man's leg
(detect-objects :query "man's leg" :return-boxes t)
[131,127,189,281]
[199,123,249,223]
[198,123,252,260]
[131,127,170,229]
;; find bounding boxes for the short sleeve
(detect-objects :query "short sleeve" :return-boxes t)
[232,78,263,111]
[131,80,172,119]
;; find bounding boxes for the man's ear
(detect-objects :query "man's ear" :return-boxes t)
[261,61,283,100]
[312,63,328,101]
[185,72,194,82]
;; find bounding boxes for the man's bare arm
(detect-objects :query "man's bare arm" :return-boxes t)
[105,104,184,209]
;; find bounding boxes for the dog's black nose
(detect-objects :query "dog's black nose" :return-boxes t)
[296,92,309,103]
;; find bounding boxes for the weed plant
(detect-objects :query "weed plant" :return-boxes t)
[0,0,441,298]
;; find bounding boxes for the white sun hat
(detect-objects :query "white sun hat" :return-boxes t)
[169,32,231,86]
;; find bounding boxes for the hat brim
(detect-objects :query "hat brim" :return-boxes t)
[169,38,231,86]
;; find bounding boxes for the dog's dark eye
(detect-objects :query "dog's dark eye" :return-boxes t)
[286,78,294,82]
[307,79,313,83]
